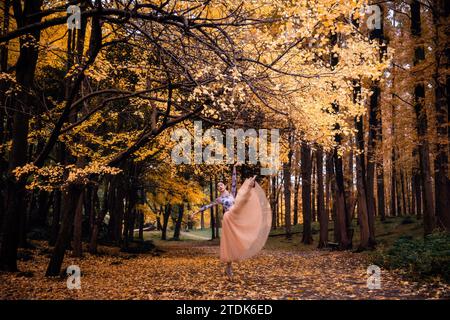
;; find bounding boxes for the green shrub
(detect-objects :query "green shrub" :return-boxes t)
[371,232,450,282]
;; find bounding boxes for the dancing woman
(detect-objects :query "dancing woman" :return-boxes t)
[191,166,272,280]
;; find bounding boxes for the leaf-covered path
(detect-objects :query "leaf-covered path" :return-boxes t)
[1,241,449,300]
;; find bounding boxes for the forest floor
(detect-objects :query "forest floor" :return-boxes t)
[1,234,450,300]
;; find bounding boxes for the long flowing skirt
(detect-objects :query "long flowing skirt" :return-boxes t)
[220,178,272,262]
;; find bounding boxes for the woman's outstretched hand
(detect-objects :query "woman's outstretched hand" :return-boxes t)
[250,175,257,188]
[189,210,201,219]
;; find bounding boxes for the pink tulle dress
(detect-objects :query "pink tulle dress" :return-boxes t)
[199,167,272,262]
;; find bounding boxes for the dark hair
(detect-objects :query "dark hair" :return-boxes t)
[217,181,227,189]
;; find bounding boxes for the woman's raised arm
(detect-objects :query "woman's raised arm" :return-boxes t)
[231,165,237,197]
[190,197,220,218]
[198,198,220,212]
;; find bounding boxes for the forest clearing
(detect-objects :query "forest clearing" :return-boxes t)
[1,217,449,300]
[0,0,449,302]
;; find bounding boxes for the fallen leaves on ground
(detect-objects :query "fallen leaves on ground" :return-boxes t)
[0,240,449,300]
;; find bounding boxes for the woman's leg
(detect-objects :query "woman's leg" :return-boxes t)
[225,262,233,280]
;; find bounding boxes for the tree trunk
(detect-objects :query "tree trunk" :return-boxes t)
[333,149,351,249]
[343,147,354,221]
[85,185,94,237]
[413,171,422,218]
[396,166,402,216]
[72,190,84,257]
[128,200,137,241]
[311,153,316,223]
[325,152,333,226]
[355,113,371,251]
[123,184,137,249]
[411,172,417,216]
[400,169,407,215]
[209,177,216,239]
[283,133,293,238]
[368,9,387,240]
[329,30,351,249]
[390,157,397,217]
[18,190,30,248]
[293,145,300,225]
[327,151,338,243]
[88,181,109,254]
[278,177,282,227]
[173,205,184,240]
[72,158,87,257]
[406,172,412,214]
[0,0,10,225]
[283,159,292,239]
[49,190,62,246]
[108,177,124,244]
[214,176,220,238]
[367,89,378,245]
[377,165,386,221]
[390,99,397,218]
[317,147,327,248]
[270,176,277,229]
[0,0,43,271]
[200,210,205,230]
[301,141,313,244]
[46,184,83,277]
[411,0,436,235]
[433,0,450,231]
[138,211,144,241]
[30,190,50,229]
[0,0,10,139]
[161,204,171,240]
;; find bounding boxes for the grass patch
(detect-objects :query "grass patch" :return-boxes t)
[370,232,450,283]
